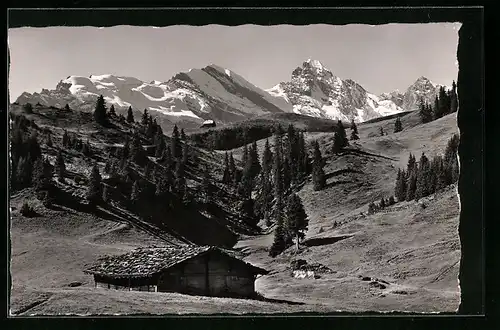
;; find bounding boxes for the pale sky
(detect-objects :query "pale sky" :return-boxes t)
[8,23,460,102]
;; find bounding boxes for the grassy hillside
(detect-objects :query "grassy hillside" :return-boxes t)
[9,103,460,314]
[235,112,460,312]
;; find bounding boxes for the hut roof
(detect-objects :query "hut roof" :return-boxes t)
[84,245,269,279]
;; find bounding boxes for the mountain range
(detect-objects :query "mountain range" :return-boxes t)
[14,59,444,129]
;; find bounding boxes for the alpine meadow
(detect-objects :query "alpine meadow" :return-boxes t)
[8,23,462,315]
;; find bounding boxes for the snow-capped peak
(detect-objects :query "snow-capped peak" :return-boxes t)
[16,64,295,127]
[415,76,435,86]
[305,59,325,70]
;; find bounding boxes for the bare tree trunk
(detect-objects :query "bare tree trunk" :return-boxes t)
[296,233,299,252]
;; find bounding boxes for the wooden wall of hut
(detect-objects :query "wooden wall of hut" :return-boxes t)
[157,250,256,297]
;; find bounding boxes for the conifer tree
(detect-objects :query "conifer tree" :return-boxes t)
[81,139,92,157]
[46,134,53,147]
[130,132,147,166]
[155,168,171,199]
[406,171,417,201]
[450,81,458,113]
[394,116,403,133]
[23,103,33,113]
[415,152,431,199]
[182,143,189,165]
[87,164,102,206]
[286,193,309,252]
[180,128,187,140]
[222,152,232,184]
[240,152,254,198]
[282,159,291,191]
[201,166,212,204]
[254,170,273,222]
[228,152,237,184]
[174,161,186,198]
[144,161,153,179]
[332,131,343,154]
[161,146,173,170]
[269,212,286,257]
[419,99,433,123]
[368,202,377,214]
[336,120,348,148]
[312,141,326,191]
[437,86,449,118]
[155,134,166,158]
[102,185,111,203]
[93,95,108,125]
[379,126,385,137]
[146,117,155,140]
[64,104,71,111]
[350,119,359,140]
[121,137,130,161]
[16,156,33,188]
[127,106,135,123]
[406,153,418,175]
[141,109,149,125]
[171,125,181,160]
[273,133,284,197]
[108,104,116,117]
[395,169,407,202]
[242,143,249,168]
[27,132,42,161]
[130,180,142,209]
[32,158,51,192]
[297,132,308,178]
[379,197,386,209]
[55,149,66,182]
[233,168,242,188]
[249,140,261,180]
[433,96,440,120]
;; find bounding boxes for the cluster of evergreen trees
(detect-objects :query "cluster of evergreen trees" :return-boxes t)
[394,134,459,202]
[310,120,349,192]
[368,196,396,215]
[100,120,194,220]
[219,124,310,230]
[394,116,403,133]
[190,124,275,151]
[62,130,92,156]
[262,125,310,256]
[10,114,58,206]
[419,81,458,124]
[332,120,349,153]
[350,119,359,141]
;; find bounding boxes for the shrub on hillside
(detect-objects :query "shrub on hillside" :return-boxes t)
[20,202,37,217]
[23,103,33,113]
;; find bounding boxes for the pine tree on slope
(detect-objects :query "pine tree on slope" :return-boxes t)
[286,193,309,252]
[55,149,66,182]
[350,119,359,140]
[394,117,403,133]
[93,95,108,125]
[87,164,102,207]
[312,141,326,191]
[127,106,135,123]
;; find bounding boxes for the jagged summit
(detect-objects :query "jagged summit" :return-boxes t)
[267,59,404,122]
[304,59,327,71]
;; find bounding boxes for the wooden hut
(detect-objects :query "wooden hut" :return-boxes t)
[200,120,216,128]
[84,245,269,298]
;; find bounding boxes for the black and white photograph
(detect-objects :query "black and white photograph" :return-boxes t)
[7,12,473,316]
